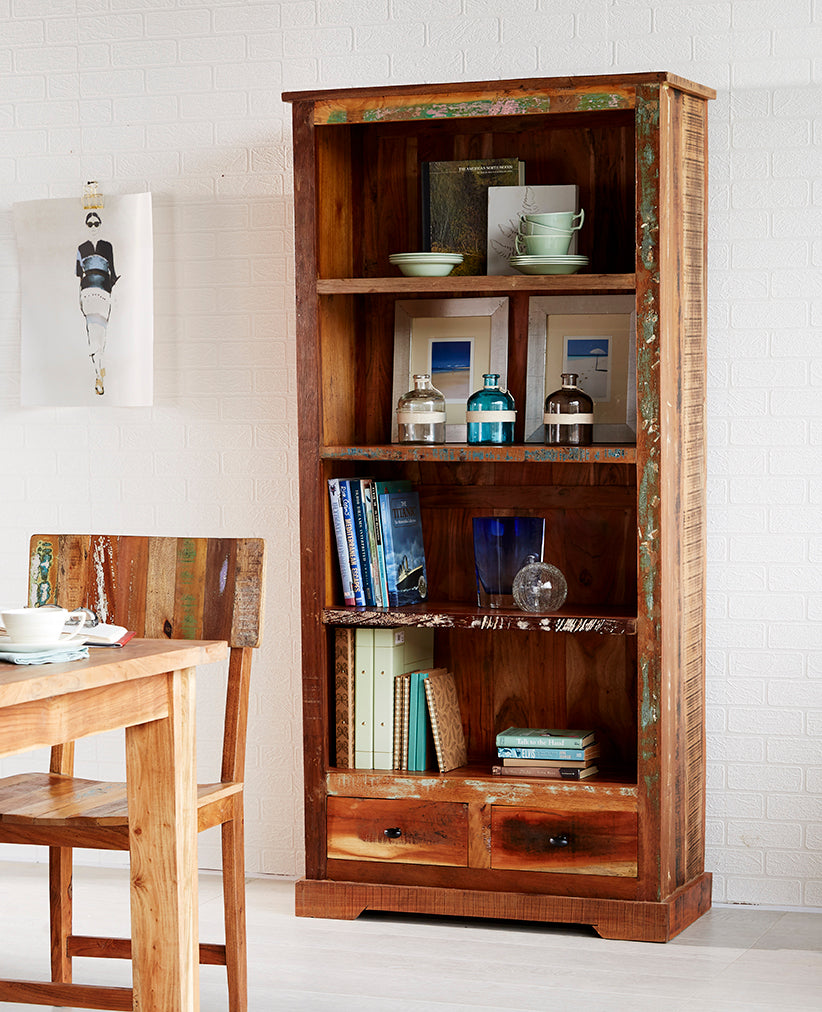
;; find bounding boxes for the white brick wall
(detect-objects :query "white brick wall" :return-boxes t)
[0,0,820,908]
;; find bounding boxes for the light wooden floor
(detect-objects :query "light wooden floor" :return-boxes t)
[0,862,820,1010]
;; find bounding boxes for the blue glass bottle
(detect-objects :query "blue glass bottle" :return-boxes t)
[466,373,515,444]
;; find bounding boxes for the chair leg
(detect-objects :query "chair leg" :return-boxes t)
[49,845,73,983]
[221,803,247,1012]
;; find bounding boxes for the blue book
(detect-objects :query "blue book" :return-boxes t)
[378,489,428,608]
[497,746,591,761]
[372,480,411,605]
[338,480,365,607]
[348,479,376,606]
[327,479,355,606]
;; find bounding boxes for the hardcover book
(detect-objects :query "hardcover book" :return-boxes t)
[327,478,355,606]
[338,479,366,607]
[361,479,385,607]
[421,158,524,275]
[497,744,600,762]
[486,183,580,274]
[495,727,596,749]
[354,628,374,769]
[348,479,376,606]
[378,489,428,607]
[392,672,407,770]
[334,627,356,768]
[500,754,597,769]
[423,670,467,773]
[491,764,599,780]
[398,671,412,770]
[372,627,434,770]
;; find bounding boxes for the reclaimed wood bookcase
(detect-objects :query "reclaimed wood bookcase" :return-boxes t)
[283,72,714,942]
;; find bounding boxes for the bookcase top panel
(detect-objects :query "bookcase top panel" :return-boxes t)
[282,73,716,123]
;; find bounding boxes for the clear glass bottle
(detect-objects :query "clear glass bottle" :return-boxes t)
[544,372,593,446]
[466,373,515,445]
[396,374,446,444]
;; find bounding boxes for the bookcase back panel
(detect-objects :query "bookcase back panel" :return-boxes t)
[437,628,636,770]
[315,111,636,278]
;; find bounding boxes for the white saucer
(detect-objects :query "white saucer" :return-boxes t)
[0,636,86,654]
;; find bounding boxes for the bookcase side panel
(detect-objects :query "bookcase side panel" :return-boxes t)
[633,83,664,901]
[658,85,709,897]
[293,100,331,881]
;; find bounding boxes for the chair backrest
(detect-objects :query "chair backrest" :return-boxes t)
[28,534,266,779]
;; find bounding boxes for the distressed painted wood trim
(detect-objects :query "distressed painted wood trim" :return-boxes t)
[321,444,637,464]
[322,605,637,636]
[312,85,636,125]
[634,83,664,901]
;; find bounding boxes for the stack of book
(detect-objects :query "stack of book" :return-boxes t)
[328,478,428,609]
[492,727,599,780]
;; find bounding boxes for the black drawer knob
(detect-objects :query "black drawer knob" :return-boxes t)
[384,827,402,839]
[548,833,570,847]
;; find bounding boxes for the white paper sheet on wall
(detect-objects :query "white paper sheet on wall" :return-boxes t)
[13,192,154,407]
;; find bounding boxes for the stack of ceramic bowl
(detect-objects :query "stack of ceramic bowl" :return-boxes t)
[389,252,464,276]
[509,210,589,275]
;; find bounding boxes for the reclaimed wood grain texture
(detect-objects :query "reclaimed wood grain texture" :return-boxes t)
[285,72,713,941]
[0,534,265,1010]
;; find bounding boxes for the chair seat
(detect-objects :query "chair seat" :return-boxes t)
[0,772,243,842]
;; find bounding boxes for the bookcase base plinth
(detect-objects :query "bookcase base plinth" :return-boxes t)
[295,872,712,942]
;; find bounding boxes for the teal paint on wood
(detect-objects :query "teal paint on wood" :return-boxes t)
[361,96,553,122]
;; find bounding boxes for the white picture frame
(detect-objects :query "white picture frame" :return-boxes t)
[524,295,637,443]
[392,297,509,442]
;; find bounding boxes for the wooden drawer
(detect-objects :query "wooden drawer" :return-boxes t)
[491,807,638,877]
[327,797,468,866]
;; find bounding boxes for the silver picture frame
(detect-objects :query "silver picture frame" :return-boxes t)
[524,294,637,443]
[392,296,509,442]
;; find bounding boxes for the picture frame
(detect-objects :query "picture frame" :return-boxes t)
[392,297,509,442]
[524,295,637,443]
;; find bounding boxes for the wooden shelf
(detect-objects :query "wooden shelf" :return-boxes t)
[316,273,636,295]
[326,764,638,806]
[323,602,637,635]
[322,443,637,464]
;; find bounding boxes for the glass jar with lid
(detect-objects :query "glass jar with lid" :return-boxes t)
[396,374,446,444]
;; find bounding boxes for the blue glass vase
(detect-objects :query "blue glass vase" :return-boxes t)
[472,516,545,609]
[466,373,515,444]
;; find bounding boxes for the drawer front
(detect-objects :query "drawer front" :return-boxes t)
[491,807,638,877]
[327,797,468,866]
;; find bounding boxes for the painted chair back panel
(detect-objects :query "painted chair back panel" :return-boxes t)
[28,535,265,649]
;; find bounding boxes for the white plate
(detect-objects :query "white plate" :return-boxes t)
[0,636,87,654]
[389,253,463,262]
[509,255,589,264]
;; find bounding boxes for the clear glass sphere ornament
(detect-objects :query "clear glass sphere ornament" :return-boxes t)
[512,556,568,613]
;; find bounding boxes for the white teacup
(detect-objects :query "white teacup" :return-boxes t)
[515,231,573,256]
[1,607,87,645]
[522,208,584,231]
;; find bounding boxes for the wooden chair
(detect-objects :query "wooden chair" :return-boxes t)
[0,535,265,1011]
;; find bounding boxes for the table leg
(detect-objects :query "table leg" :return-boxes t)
[125,667,199,1012]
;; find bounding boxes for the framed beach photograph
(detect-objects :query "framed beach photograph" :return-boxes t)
[392,297,509,442]
[524,295,637,443]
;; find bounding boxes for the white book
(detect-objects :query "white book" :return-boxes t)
[354,628,374,769]
[371,627,434,770]
[486,184,580,275]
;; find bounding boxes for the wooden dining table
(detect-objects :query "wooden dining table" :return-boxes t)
[0,637,228,1011]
